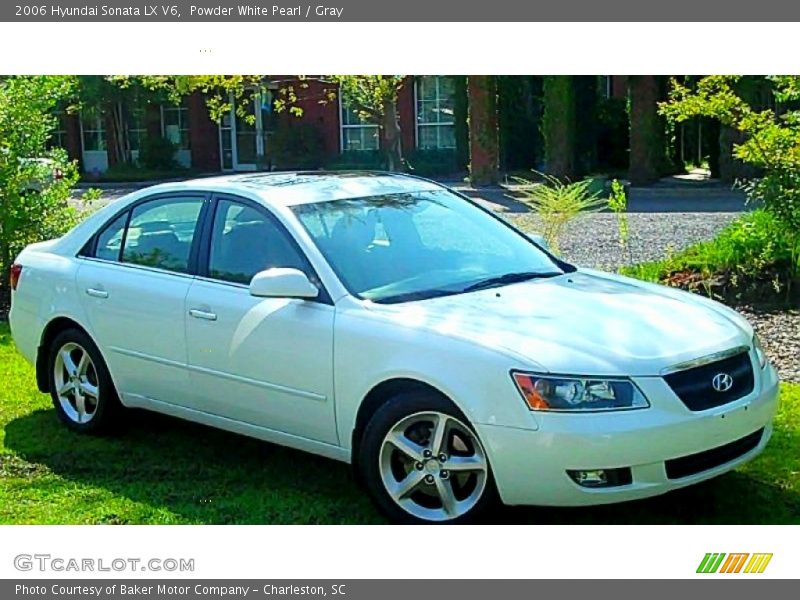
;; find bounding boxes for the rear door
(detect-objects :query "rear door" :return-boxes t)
[183,195,337,444]
[76,193,207,405]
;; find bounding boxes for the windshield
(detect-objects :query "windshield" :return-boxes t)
[291,189,569,303]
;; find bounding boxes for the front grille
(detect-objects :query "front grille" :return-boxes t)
[664,351,754,411]
[665,428,764,480]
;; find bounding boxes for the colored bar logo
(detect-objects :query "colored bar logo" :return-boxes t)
[697,553,773,574]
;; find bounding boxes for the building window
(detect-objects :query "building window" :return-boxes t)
[49,110,68,149]
[415,76,456,150]
[128,102,148,154]
[163,101,190,150]
[602,75,614,98]
[340,101,379,152]
[81,106,106,152]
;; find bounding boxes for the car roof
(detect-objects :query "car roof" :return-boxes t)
[146,171,444,207]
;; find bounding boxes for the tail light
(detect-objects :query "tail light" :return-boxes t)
[10,264,22,291]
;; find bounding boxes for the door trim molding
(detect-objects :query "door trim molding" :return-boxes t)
[123,393,349,463]
[109,345,327,402]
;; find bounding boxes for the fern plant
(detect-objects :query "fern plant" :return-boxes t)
[513,171,607,254]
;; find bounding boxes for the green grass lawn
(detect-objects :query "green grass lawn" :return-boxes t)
[1,322,798,524]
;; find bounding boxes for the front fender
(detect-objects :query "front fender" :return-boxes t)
[333,308,541,450]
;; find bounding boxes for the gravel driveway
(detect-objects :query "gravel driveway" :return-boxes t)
[508,211,800,383]
[509,211,738,271]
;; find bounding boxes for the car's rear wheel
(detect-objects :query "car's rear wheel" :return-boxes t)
[359,392,496,524]
[48,328,123,434]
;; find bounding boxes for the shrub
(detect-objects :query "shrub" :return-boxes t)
[608,179,632,264]
[406,149,461,178]
[326,150,385,171]
[138,136,178,170]
[513,172,607,253]
[0,76,79,290]
[267,123,327,170]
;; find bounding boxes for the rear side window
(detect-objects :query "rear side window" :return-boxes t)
[94,212,128,261]
[122,198,204,273]
[85,196,205,274]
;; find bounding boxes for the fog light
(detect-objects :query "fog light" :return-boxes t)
[567,468,632,488]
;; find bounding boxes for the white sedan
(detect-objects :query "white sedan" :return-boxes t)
[9,172,780,523]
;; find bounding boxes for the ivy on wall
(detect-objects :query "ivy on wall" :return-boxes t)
[498,76,543,172]
[542,76,577,179]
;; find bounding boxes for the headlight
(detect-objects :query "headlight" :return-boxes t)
[512,372,649,412]
[753,334,768,369]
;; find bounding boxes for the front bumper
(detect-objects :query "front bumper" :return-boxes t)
[477,361,780,507]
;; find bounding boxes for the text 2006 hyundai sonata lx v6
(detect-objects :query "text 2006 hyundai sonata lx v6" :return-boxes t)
[9,172,780,523]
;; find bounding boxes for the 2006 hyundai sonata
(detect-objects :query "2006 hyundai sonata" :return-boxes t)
[9,172,779,523]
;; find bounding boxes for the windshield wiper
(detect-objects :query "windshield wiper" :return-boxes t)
[461,271,562,292]
[372,288,462,304]
[372,271,563,304]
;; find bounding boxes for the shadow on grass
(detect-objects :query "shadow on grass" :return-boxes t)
[4,407,380,524]
[5,407,800,524]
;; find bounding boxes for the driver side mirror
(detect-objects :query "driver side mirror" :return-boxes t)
[527,233,551,253]
[249,268,319,299]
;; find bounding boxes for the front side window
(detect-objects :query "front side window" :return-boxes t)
[208,199,308,284]
[121,197,204,273]
[292,189,567,303]
[416,76,456,150]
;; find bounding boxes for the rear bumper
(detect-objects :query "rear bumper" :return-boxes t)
[478,361,780,507]
[8,300,39,366]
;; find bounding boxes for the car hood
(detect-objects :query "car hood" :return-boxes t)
[367,269,752,376]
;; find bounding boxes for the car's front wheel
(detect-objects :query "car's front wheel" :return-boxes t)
[47,328,123,434]
[359,392,496,523]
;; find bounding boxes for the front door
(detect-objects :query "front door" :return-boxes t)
[184,196,337,444]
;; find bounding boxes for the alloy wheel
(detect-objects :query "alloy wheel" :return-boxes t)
[379,411,488,522]
[53,342,100,424]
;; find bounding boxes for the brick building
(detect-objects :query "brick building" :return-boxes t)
[52,76,634,178]
[53,76,469,176]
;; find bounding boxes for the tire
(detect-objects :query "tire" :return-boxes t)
[47,328,124,434]
[359,391,497,524]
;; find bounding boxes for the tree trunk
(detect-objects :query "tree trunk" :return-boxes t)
[381,98,403,171]
[453,76,469,172]
[542,76,577,179]
[106,101,131,166]
[467,75,499,185]
[628,75,665,186]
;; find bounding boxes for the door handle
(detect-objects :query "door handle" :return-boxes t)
[86,287,109,299]
[189,308,217,321]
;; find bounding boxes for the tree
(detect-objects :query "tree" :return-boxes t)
[77,76,161,167]
[114,75,297,122]
[661,75,800,232]
[628,75,668,186]
[468,75,499,185]
[0,76,81,289]
[326,76,406,171]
